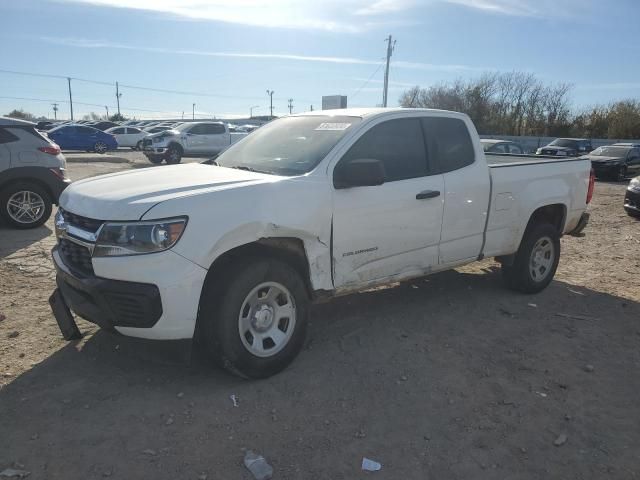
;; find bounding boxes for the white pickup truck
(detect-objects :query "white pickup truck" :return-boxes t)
[49,108,593,378]
[141,121,247,164]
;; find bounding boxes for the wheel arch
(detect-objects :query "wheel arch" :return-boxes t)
[0,176,55,205]
[194,237,314,338]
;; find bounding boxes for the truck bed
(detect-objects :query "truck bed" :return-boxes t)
[482,153,591,258]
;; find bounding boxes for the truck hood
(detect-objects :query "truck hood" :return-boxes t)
[584,155,625,163]
[59,163,279,220]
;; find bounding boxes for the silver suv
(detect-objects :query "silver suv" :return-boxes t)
[0,117,70,228]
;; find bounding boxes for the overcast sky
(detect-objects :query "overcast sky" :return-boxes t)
[1,0,638,119]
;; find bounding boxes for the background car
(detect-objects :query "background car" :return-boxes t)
[584,145,640,181]
[624,176,640,218]
[90,121,119,131]
[47,124,118,154]
[481,139,525,154]
[144,126,173,135]
[105,126,149,150]
[0,117,70,228]
[536,138,593,157]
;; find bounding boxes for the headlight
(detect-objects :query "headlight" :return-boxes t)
[629,177,640,190]
[93,217,187,257]
[536,148,542,154]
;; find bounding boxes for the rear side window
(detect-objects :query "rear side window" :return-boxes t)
[508,144,523,154]
[111,127,126,134]
[128,127,142,134]
[422,117,474,173]
[0,127,20,144]
[339,118,428,182]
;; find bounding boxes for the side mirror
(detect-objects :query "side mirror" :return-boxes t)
[334,158,386,189]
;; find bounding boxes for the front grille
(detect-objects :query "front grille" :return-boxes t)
[542,149,555,155]
[60,208,103,233]
[59,238,94,276]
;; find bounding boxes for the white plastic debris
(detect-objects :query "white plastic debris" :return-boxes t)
[243,450,273,480]
[361,457,382,472]
[527,303,537,308]
[230,394,239,407]
[0,468,31,478]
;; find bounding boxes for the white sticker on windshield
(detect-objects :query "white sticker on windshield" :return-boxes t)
[315,122,351,131]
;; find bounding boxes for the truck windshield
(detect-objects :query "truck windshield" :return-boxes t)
[215,115,361,176]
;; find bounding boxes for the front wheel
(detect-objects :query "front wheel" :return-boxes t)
[94,141,108,154]
[135,140,143,151]
[502,223,560,294]
[199,258,309,378]
[616,165,627,182]
[0,182,52,229]
[166,145,182,164]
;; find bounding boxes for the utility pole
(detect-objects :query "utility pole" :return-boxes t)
[52,103,58,120]
[249,105,259,118]
[382,34,396,108]
[67,77,74,121]
[266,90,274,119]
[310,104,313,112]
[115,81,122,116]
[288,98,294,114]
[181,111,184,120]
[192,103,195,120]
[104,105,109,119]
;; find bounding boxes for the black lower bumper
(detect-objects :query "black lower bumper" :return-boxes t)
[624,188,640,216]
[52,247,163,330]
[593,164,623,178]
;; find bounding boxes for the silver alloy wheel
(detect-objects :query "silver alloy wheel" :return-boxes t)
[529,236,554,282]
[238,281,297,358]
[168,148,180,163]
[95,141,107,154]
[6,190,46,224]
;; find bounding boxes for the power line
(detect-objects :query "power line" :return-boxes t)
[351,62,385,101]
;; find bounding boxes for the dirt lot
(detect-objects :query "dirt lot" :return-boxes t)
[1,154,639,479]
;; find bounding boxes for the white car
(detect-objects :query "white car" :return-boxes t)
[105,126,149,150]
[50,108,592,378]
[141,121,248,164]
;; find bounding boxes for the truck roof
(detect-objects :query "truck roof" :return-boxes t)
[0,116,36,127]
[294,107,465,119]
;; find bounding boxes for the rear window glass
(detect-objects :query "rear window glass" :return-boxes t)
[0,128,20,144]
[422,117,475,173]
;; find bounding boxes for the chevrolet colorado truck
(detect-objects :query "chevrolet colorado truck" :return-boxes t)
[141,121,247,164]
[49,108,593,378]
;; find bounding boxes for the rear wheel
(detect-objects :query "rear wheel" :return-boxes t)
[135,140,143,151]
[199,258,309,378]
[0,182,52,229]
[147,157,163,164]
[502,223,560,293]
[166,145,182,164]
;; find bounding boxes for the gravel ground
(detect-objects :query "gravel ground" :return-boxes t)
[1,155,639,479]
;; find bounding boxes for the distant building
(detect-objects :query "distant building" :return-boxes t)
[322,95,348,110]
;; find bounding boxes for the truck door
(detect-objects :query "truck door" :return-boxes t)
[203,123,228,154]
[332,117,445,287]
[422,116,490,264]
[0,127,14,169]
[182,124,205,153]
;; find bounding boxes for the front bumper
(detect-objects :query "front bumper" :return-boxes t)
[592,163,623,177]
[53,247,163,330]
[624,188,640,215]
[52,244,208,340]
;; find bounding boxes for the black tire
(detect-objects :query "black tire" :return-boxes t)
[502,223,560,294]
[165,144,183,164]
[147,157,164,165]
[0,182,52,229]
[135,140,143,151]
[616,166,627,182]
[199,258,309,379]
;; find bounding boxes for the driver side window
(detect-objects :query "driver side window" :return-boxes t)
[336,118,428,183]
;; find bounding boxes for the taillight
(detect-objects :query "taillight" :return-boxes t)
[586,168,595,204]
[39,145,61,155]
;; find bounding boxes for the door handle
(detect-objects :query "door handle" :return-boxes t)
[416,190,441,200]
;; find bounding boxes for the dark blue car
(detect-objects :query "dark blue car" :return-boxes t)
[47,124,118,154]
